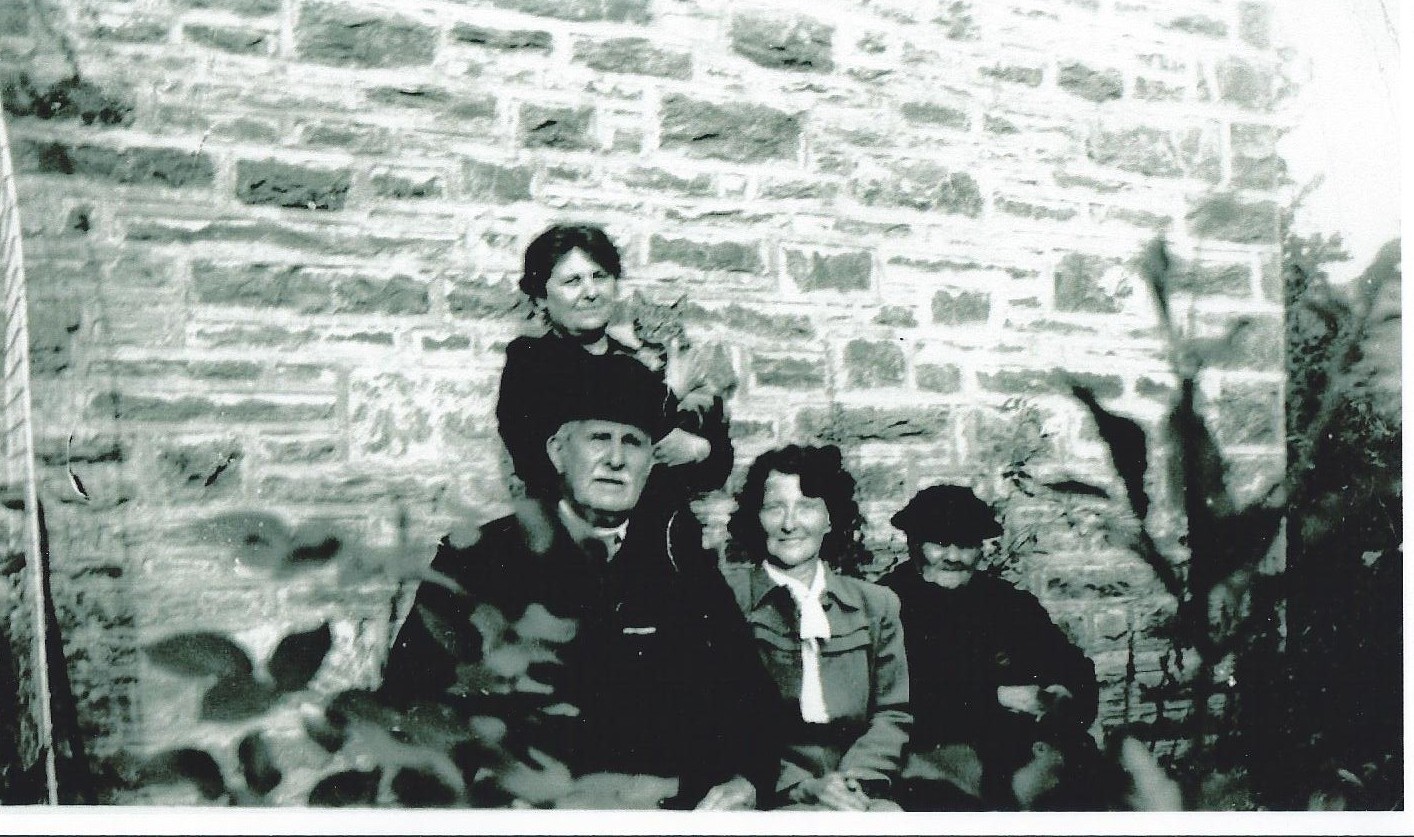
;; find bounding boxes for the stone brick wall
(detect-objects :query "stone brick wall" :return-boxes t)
[2,0,1289,772]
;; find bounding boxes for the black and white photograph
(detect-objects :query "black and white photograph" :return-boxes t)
[0,0,1402,829]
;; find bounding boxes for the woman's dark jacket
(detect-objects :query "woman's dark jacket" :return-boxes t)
[495,332,734,499]
[381,495,781,804]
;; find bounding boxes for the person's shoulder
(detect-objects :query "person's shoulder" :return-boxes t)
[504,332,557,361]
[973,571,1050,614]
[836,572,902,616]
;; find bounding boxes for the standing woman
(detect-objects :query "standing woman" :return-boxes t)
[722,445,911,810]
[496,223,734,514]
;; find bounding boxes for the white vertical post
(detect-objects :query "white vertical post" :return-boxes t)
[0,93,59,805]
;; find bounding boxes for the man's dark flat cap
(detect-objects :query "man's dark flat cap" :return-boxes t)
[551,353,671,440]
[890,484,1003,545]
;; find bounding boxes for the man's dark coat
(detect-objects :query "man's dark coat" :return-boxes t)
[382,496,782,805]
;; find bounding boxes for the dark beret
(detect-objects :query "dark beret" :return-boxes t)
[551,352,672,440]
[890,483,1003,545]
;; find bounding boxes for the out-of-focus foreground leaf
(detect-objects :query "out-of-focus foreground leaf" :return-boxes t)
[138,748,226,801]
[268,623,332,693]
[308,768,381,807]
[144,632,253,679]
[200,673,278,722]
[236,731,283,796]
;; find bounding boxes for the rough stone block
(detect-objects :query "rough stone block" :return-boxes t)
[1238,2,1272,49]
[931,289,989,325]
[1136,377,1174,402]
[365,85,453,110]
[487,0,651,24]
[295,3,436,68]
[785,248,871,292]
[1,73,133,125]
[1058,62,1123,102]
[300,122,392,154]
[35,434,125,466]
[874,306,917,327]
[690,303,814,339]
[900,101,969,130]
[235,159,352,210]
[855,159,983,216]
[369,170,444,200]
[463,159,532,203]
[1133,77,1185,102]
[650,235,762,273]
[1215,382,1280,445]
[845,340,905,388]
[446,281,521,319]
[258,436,340,464]
[193,262,430,315]
[90,392,335,423]
[184,23,270,54]
[994,195,1077,222]
[574,37,691,79]
[181,0,280,14]
[154,438,244,501]
[980,64,1043,86]
[797,405,952,444]
[853,461,908,501]
[660,95,800,163]
[616,167,714,197]
[1185,194,1279,244]
[1230,123,1284,190]
[978,367,1121,399]
[1068,371,1125,400]
[28,301,82,376]
[984,114,1018,134]
[17,141,215,188]
[449,96,500,123]
[753,355,826,389]
[1088,125,1219,181]
[451,23,553,53]
[1162,15,1227,38]
[1216,57,1276,109]
[1167,259,1251,297]
[935,1,979,40]
[916,363,962,393]
[1193,314,1281,373]
[1054,252,1124,313]
[729,12,833,72]
[255,472,451,506]
[93,19,169,42]
[422,334,472,351]
[520,103,594,150]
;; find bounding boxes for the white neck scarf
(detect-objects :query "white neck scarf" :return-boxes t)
[763,561,831,724]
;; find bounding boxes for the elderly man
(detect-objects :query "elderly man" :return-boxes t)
[382,358,779,809]
[883,484,1100,810]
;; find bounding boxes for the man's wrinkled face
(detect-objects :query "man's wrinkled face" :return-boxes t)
[547,420,652,525]
[917,541,983,589]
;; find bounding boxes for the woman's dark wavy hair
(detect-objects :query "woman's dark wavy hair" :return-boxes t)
[520,223,623,298]
[726,444,869,576]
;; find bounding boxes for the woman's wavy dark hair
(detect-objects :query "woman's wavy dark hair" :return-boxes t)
[520,223,623,298]
[726,444,869,576]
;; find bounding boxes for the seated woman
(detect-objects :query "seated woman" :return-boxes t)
[721,444,911,810]
[496,223,733,514]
